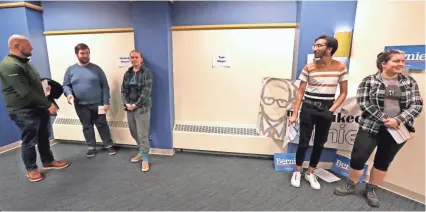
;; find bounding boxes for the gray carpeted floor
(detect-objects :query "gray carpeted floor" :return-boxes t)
[0,142,424,211]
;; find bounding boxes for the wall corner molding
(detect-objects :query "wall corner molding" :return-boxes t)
[171,23,298,31]
[0,2,43,12]
[43,28,134,36]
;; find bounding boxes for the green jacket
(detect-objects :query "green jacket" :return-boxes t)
[0,54,51,114]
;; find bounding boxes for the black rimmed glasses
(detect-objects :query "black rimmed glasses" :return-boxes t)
[312,44,326,50]
[262,97,290,108]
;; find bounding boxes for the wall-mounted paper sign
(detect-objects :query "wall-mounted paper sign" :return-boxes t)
[118,55,131,68]
[212,54,231,68]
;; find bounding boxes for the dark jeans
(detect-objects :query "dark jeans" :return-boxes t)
[74,104,113,149]
[296,99,334,168]
[9,109,55,171]
[350,126,405,171]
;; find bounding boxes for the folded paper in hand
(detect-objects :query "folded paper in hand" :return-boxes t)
[387,124,411,144]
[98,106,106,115]
[41,79,50,96]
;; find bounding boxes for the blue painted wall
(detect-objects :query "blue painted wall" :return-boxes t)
[26,8,50,78]
[167,3,174,135]
[132,1,174,149]
[0,7,31,146]
[295,1,357,77]
[172,1,297,25]
[40,1,174,150]
[41,1,132,31]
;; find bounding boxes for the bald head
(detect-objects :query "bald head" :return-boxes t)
[8,34,32,58]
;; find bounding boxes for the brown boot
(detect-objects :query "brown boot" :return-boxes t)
[27,170,43,182]
[131,154,142,163]
[43,160,69,170]
[141,161,150,172]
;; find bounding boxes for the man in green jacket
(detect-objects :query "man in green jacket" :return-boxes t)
[0,35,69,182]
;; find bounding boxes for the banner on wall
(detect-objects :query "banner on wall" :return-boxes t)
[256,77,362,152]
[284,96,361,152]
[256,77,299,142]
[384,45,425,70]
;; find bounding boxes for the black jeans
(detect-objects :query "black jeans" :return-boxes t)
[74,104,113,149]
[350,126,405,171]
[295,99,334,167]
[9,109,55,171]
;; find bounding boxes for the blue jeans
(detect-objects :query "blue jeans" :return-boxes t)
[9,109,55,171]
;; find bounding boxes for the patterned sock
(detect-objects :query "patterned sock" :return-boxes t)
[143,155,149,163]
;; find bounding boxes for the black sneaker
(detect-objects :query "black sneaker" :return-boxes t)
[106,147,117,156]
[364,185,380,207]
[334,180,357,196]
[86,149,96,158]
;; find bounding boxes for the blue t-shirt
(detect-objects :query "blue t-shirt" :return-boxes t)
[63,63,110,105]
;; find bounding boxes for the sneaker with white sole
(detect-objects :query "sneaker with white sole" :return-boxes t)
[291,172,301,188]
[305,173,321,190]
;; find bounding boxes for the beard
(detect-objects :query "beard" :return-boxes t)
[314,50,326,58]
[78,57,90,64]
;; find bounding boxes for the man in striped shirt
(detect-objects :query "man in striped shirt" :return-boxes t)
[289,35,348,190]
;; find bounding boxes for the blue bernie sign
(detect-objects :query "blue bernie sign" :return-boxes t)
[384,45,425,70]
[331,154,368,183]
[274,153,296,172]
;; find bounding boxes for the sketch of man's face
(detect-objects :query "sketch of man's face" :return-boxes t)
[261,79,292,121]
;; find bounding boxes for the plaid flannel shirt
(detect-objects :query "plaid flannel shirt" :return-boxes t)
[357,72,423,135]
[121,66,153,114]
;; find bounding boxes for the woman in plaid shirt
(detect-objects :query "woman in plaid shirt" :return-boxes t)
[121,50,153,172]
[334,50,423,207]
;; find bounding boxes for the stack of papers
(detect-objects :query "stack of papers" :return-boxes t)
[387,124,412,144]
[314,168,341,183]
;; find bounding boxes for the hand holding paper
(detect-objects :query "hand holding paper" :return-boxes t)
[387,124,411,144]
[98,106,106,115]
[104,105,110,111]
[41,79,50,96]
[384,118,399,129]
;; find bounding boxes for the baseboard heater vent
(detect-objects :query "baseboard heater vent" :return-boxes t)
[54,118,128,128]
[174,123,261,136]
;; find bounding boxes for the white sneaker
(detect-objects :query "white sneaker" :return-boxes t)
[305,173,321,190]
[291,172,301,188]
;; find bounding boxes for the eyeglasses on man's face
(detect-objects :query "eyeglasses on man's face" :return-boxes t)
[312,44,326,50]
